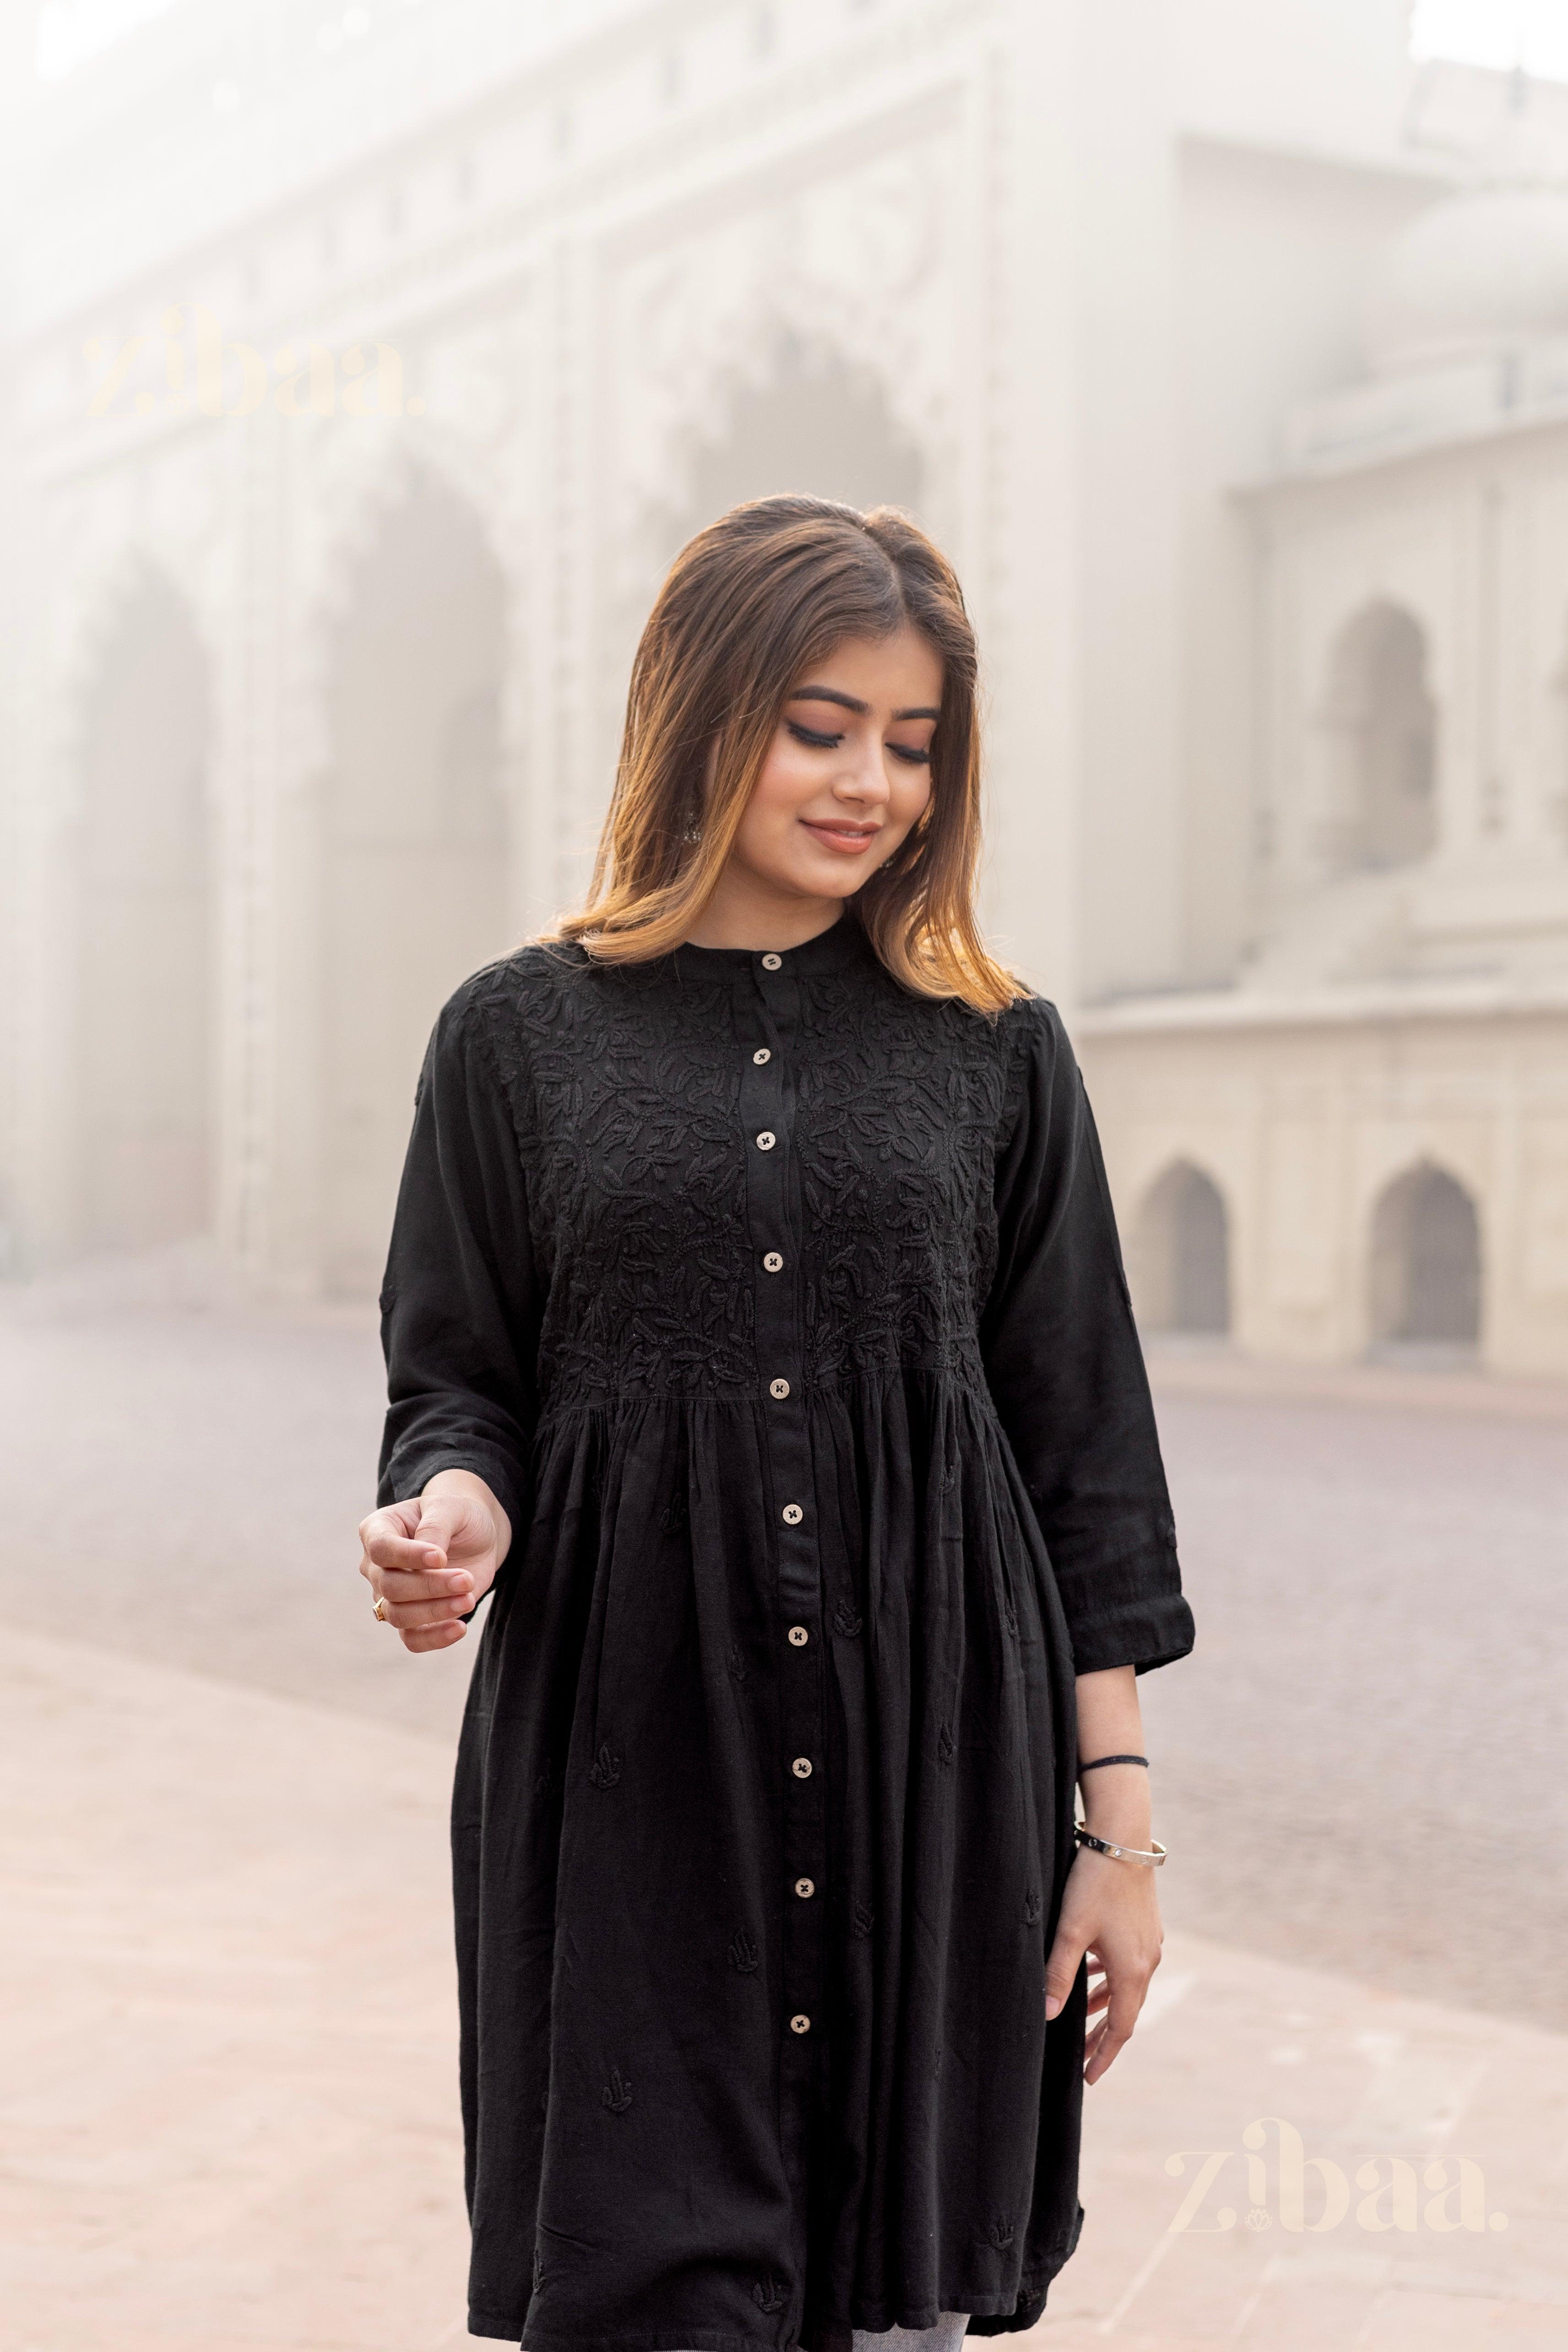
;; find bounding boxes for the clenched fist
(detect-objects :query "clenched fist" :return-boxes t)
[358,1469,511,1653]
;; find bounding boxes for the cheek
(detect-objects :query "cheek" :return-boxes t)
[889,767,934,832]
[749,736,819,816]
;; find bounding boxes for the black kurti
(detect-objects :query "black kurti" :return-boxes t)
[376,909,1193,2352]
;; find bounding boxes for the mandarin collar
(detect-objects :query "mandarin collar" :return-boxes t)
[669,910,872,984]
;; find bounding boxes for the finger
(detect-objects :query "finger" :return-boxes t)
[359,1500,418,1547]
[1085,1977,1148,2085]
[401,1619,467,1653]
[365,1526,453,1575]
[1085,1976,1112,2018]
[409,1495,465,1563]
[1043,1932,1086,2022]
[379,1592,473,1633]
[370,1564,475,1604]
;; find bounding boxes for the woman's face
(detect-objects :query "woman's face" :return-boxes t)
[722,626,943,908]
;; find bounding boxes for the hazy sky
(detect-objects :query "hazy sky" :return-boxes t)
[1411,0,1568,77]
[38,0,1568,86]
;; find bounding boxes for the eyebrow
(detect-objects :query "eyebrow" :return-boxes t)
[789,684,942,722]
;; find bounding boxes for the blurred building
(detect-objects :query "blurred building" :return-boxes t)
[0,0,1565,1372]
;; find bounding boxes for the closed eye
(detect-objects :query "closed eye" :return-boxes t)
[789,720,932,765]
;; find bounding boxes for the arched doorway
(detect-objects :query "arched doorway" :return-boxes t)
[1320,602,1437,874]
[72,566,213,1252]
[320,467,510,1296]
[677,337,923,537]
[1129,1161,1231,1337]
[1369,1162,1481,1349]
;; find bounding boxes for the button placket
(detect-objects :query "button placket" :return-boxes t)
[737,950,824,2175]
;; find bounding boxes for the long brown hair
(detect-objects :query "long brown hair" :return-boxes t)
[551,495,1021,1015]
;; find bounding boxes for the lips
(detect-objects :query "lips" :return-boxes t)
[802,820,881,852]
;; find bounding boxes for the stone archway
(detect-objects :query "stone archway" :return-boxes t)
[1129,1160,1232,1337]
[71,563,213,1253]
[1369,1161,1481,1348]
[673,337,923,547]
[319,465,510,1297]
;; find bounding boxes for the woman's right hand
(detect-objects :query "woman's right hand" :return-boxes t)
[358,1469,510,1652]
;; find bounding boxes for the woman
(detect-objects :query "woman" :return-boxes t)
[358,496,1194,2352]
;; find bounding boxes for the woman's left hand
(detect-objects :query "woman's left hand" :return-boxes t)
[1043,1842,1164,2085]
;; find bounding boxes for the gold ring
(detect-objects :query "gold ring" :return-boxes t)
[373,1595,389,1623]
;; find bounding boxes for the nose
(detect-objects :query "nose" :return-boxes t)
[833,736,891,804]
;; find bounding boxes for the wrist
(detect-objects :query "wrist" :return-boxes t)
[1080,1777,1153,1842]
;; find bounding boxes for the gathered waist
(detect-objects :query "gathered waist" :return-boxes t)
[532,1355,997,1439]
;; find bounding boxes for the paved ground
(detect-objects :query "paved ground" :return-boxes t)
[2,1277,1567,2347]
[1140,1353,1568,2032]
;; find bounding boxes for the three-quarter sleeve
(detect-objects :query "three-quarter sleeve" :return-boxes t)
[376,981,541,1543]
[980,998,1194,1677]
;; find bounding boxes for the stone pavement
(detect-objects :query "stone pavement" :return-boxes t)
[4,1630,1565,2352]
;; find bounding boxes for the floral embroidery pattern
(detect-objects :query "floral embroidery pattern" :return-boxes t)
[833,1598,863,1638]
[602,2069,633,2114]
[464,944,1028,1412]
[984,2217,1016,2250]
[752,2276,786,2314]
[1023,1887,1042,1927]
[851,1900,875,1939]
[588,1743,622,1790]
[727,1640,748,1685]
[728,1928,760,1975]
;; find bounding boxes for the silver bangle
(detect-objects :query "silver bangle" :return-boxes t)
[1074,1825,1167,1868]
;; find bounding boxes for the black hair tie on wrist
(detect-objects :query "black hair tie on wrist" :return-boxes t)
[1078,1753,1149,1773]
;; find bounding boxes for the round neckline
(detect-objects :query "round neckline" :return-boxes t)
[670,909,869,980]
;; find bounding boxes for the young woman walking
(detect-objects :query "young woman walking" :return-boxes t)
[358,496,1194,2352]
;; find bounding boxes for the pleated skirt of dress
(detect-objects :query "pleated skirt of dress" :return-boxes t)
[456,1369,1083,2343]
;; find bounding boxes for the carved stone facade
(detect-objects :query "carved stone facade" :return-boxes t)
[1082,112,1568,1379]
[3,0,1567,1372]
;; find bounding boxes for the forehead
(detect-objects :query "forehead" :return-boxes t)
[792,627,943,707]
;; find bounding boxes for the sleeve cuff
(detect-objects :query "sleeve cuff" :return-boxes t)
[1053,1557,1196,1678]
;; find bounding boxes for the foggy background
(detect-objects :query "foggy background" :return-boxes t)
[1,3,1566,2348]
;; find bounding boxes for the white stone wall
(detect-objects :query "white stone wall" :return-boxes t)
[8,0,1568,1372]
[4,0,1109,1293]
[1080,1008,1568,1377]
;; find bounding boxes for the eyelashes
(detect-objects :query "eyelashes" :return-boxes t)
[786,720,932,766]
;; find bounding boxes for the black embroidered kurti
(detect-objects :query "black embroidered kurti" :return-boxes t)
[376,911,1193,2352]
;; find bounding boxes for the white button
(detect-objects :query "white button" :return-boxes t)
[763,1251,784,1273]
[781,1503,803,1526]
[792,1756,813,1779]
[790,2012,811,2034]
[761,952,782,971]
[770,1378,790,1400]
[787,1624,808,1646]
[753,1048,771,1065]
[756,1131,776,1152]
[795,1876,815,1898]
